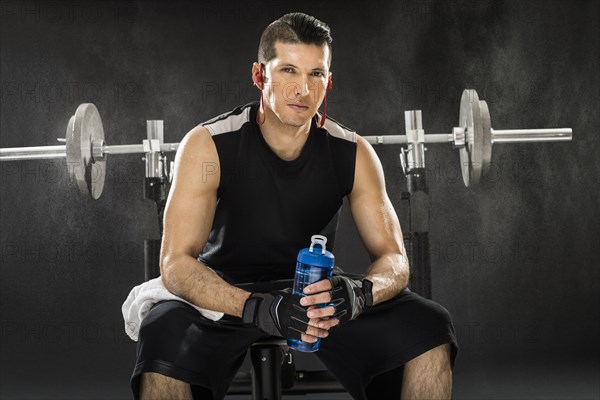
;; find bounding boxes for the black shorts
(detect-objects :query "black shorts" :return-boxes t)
[130,281,458,400]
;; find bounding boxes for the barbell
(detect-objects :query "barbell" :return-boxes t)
[0,89,572,197]
[1,103,179,199]
[363,89,572,186]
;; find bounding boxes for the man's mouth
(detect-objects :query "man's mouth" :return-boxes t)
[288,103,309,112]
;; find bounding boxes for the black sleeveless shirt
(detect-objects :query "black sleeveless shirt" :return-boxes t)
[198,102,357,283]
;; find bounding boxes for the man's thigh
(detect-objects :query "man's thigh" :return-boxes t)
[131,300,266,400]
[316,289,458,400]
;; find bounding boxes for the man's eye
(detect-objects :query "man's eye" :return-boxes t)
[312,72,324,77]
[282,68,294,73]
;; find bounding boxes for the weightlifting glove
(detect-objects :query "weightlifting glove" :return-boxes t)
[329,276,374,323]
[242,288,310,340]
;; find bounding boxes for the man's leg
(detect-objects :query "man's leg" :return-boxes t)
[401,343,452,399]
[132,301,264,400]
[140,372,192,400]
[317,288,458,399]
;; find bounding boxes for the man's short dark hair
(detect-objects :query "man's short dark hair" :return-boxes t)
[258,12,333,65]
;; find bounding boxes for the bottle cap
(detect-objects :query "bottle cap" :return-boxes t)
[297,234,335,268]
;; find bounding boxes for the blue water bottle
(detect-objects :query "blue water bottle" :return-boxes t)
[288,234,335,352]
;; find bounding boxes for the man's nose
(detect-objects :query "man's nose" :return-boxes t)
[294,76,311,98]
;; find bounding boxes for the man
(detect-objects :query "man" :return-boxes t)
[131,12,458,400]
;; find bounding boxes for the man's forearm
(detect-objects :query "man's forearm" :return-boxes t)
[161,255,251,318]
[363,252,409,305]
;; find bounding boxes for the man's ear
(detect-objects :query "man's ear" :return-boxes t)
[252,62,264,89]
[327,71,333,90]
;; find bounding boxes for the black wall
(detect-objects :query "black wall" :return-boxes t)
[1,1,598,398]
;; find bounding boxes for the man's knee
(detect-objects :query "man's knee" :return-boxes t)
[426,300,454,328]
[409,297,456,341]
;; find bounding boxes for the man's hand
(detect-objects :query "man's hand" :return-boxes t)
[242,288,331,342]
[301,276,374,326]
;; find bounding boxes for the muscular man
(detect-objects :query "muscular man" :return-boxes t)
[131,12,458,400]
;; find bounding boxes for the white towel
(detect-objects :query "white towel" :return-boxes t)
[122,277,224,341]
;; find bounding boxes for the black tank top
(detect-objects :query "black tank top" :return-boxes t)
[198,102,357,283]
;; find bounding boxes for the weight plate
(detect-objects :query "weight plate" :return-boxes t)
[459,90,482,186]
[66,103,106,199]
[479,99,492,183]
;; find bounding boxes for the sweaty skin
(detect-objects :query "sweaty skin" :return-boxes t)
[160,40,409,340]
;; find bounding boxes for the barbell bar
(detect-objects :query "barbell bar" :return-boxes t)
[364,129,572,145]
[0,141,180,159]
[0,89,572,197]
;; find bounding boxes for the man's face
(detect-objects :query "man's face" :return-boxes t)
[259,41,331,128]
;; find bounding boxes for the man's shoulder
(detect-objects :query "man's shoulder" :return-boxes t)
[320,115,358,144]
[201,102,257,137]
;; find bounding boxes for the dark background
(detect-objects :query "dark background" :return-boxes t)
[1,0,598,398]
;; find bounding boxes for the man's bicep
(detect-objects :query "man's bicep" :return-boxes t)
[348,136,404,260]
[162,126,220,261]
